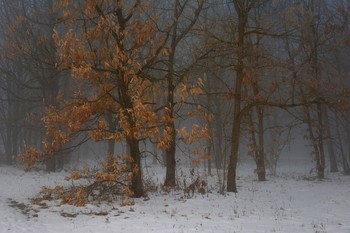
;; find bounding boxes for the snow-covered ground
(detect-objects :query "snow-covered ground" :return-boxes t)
[1,157,350,233]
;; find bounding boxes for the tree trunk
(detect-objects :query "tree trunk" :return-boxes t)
[323,107,338,172]
[44,80,60,172]
[107,114,117,156]
[227,2,247,193]
[300,84,323,179]
[214,117,224,169]
[256,106,266,181]
[346,113,350,165]
[164,121,176,187]
[310,0,325,179]
[152,142,158,165]
[316,104,326,179]
[247,107,266,181]
[5,122,13,165]
[4,81,18,165]
[304,105,323,179]
[163,82,176,187]
[227,116,240,193]
[335,112,350,175]
[163,0,179,188]
[127,138,144,197]
[251,80,266,181]
[207,139,212,175]
[119,80,144,196]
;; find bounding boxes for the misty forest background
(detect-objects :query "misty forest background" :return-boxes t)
[0,0,350,199]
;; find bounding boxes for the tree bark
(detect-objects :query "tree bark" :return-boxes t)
[299,85,324,178]
[163,0,179,188]
[44,80,60,172]
[323,107,338,172]
[316,104,326,179]
[256,106,266,181]
[127,138,144,197]
[107,114,117,156]
[227,1,249,193]
[164,120,176,187]
[163,82,176,187]
[335,113,350,175]
[335,112,350,175]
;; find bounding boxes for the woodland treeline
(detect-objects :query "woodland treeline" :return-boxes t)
[0,0,350,197]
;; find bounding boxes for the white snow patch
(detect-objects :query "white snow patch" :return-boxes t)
[1,159,350,233]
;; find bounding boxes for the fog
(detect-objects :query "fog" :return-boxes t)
[0,0,349,208]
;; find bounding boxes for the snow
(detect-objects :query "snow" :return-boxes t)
[1,158,350,233]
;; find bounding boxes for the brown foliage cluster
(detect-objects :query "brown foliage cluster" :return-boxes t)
[18,145,45,171]
[33,155,135,207]
[19,0,167,165]
[17,0,212,169]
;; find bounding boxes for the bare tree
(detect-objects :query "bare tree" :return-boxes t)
[0,0,66,171]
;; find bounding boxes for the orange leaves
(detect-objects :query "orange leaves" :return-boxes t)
[65,169,84,181]
[43,106,65,127]
[36,185,88,207]
[95,171,119,182]
[48,0,165,146]
[89,120,107,141]
[178,125,210,145]
[33,155,139,207]
[61,187,88,207]
[102,155,120,173]
[19,145,44,171]
[45,130,69,149]
[191,78,205,95]
[176,78,204,102]
[157,126,174,150]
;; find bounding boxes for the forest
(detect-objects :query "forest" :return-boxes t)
[0,1,350,230]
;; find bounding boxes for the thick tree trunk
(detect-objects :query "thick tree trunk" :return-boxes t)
[227,118,240,193]
[127,138,144,197]
[120,89,144,196]
[163,82,176,187]
[116,61,144,196]
[164,121,176,187]
[227,58,244,192]
[163,0,179,188]
[227,2,247,193]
